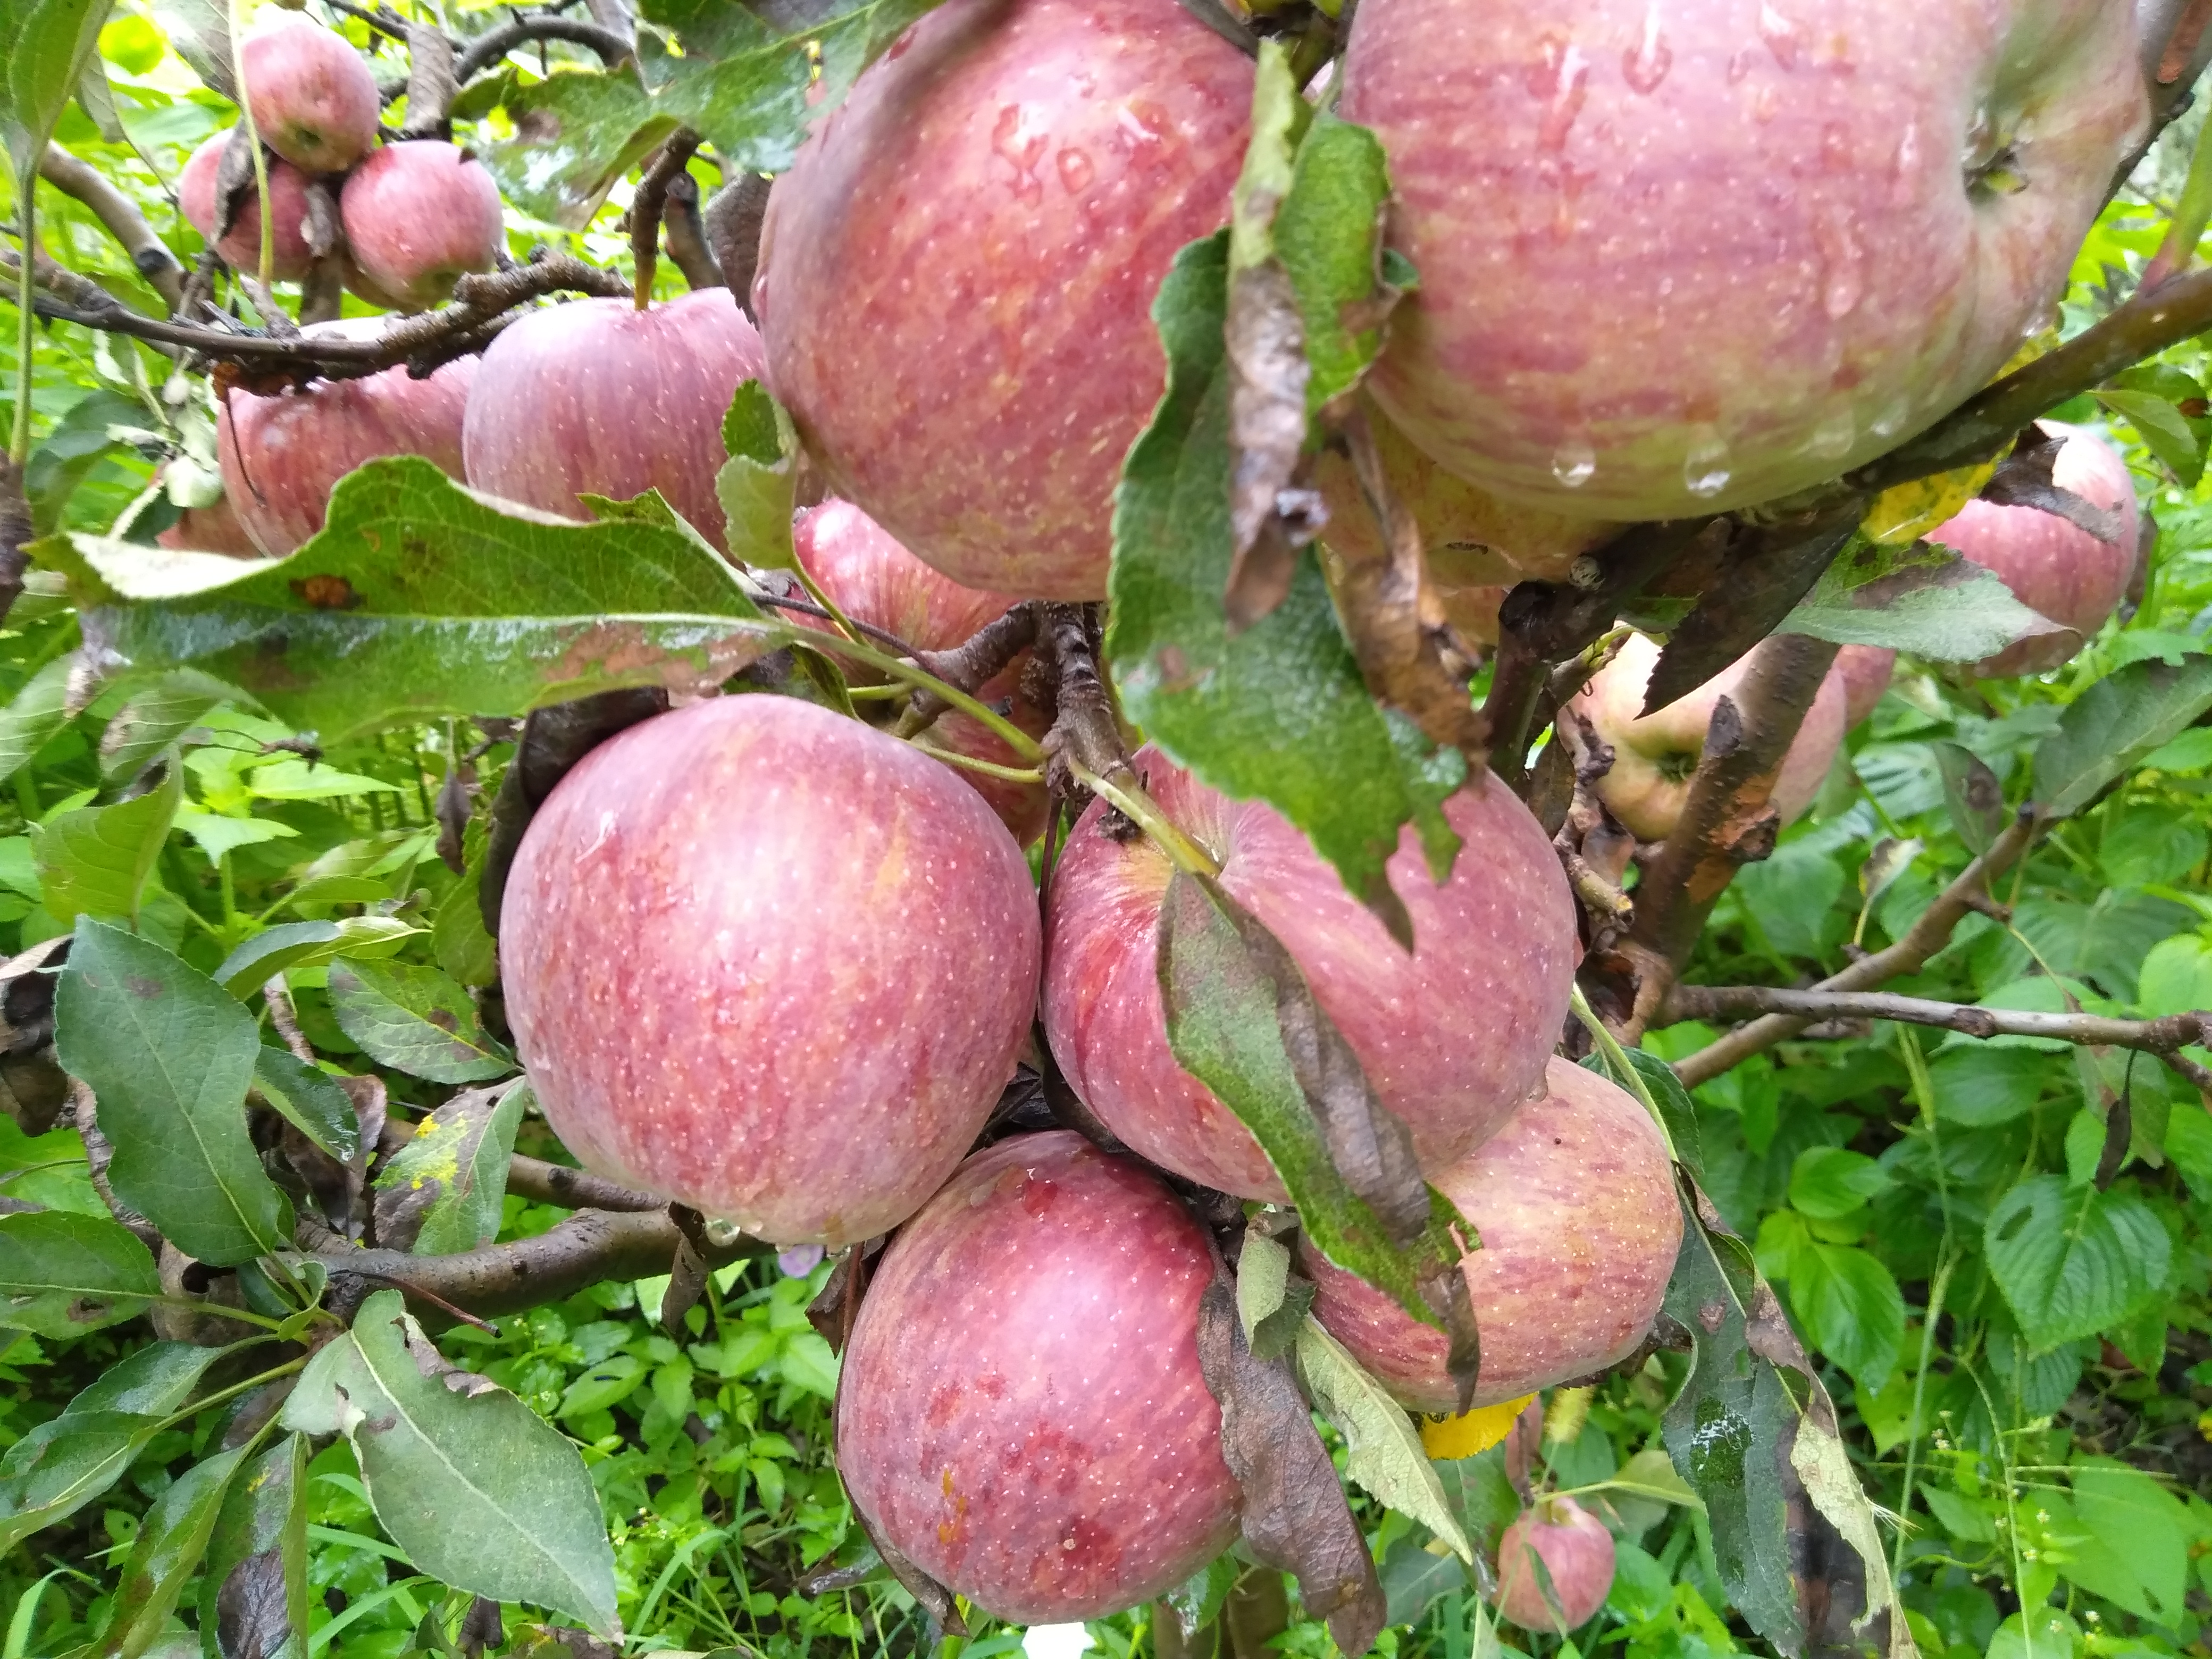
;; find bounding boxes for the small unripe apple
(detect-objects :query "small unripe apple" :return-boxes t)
[1495,1497,1616,1631]
[1565,633,1846,843]
[178,131,314,281]
[1042,747,1577,1199]
[339,141,505,311]
[793,499,1051,843]
[216,319,476,556]
[837,1130,1239,1622]
[500,694,1041,1246]
[238,14,381,174]
[1928,421,2140,678]
[1300,1058,1681,1412]
[1832,644,1897,728]
[463,290,767,550]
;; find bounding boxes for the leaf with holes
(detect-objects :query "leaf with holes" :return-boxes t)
[327,958,514,1084]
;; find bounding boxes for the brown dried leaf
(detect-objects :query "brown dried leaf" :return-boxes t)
[1225,259,1314,632]
[1979,424,2129,543]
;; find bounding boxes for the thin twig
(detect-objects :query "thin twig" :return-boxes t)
[451,13,633,79]
[263,974,318,1065]
[1662,986,2207,1055]
[38,145,185,312]
[627,132,702,310]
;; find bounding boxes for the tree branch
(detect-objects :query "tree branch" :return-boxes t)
[452,13,633,80]
[626,132,702,311]
[1661,985,2208,1055]
[1671,808,2040,1086]
[660,173,722,291]
[505,1153,664,1212]
[899,600,1041,730]
[38,145,185,313]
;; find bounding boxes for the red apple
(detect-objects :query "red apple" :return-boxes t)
[463,290,767,549]
[339,141,505,311]
[155,492,261,559]
[1337,0,2144,521]
[500,694,1041,1247]
[1564,632,1846,842]
[753,0,1252,599]
[1495,1497,1616,1631]
[178,131,314,282]
[1832,643,1897,727]
[836,1130,1239,1621]
[1928,420,2140,677]
[793,499,1052,843]
[238,14,381,174]
[1042,747,1577,1199]
[1300,1058,1681,1412]
[216,319,477,556]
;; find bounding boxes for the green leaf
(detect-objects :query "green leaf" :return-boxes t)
[1791,1243,1904,1392]
[1275,112,1401,412]
[1933,739,2006,857]
[198,1433,309,1659]
[252,1048,359,1165]
[103,1445,247,1659]
[326,958,514,1084]
[1927,1044,2059,1127]
[1787,1147,1891,1220]
[1780,535,2064,661]
[2035,656,2212,818]
[0,1410,165,1551]
[2096,388,2202,487]
[479,71,675,229]
[0,1116,102,1217]
[1294,1316,1472,1562]
[1597,1048,1702,1183]
[0,1210,157,1337]
[1107,232,1463,918]
[280,1290,620,1637]
[372,1081,527,1254]
[2141,725,2212,773]
[2060,1457,2191,1624]
[33,762,180,926]
[71,1340,227,1417]
[431,868,497,991]
[714,383,798,572]
[99,670,245,780]
[4,0,109,172]
[53,918,292,1266]
[1984,1175,2171,1350]
[213,917,421,996]
[0,653,78,781]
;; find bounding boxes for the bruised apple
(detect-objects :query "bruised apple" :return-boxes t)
[793,500,1051,842]
[1300,1058,1682,1411]
[755,0,1252,598]
[1043,748,1577,1198]
[179,132,314,281]
[1495,1497,1617,1631]
[837,1131,1238,1621]
[1564,633,1847,842]
[499,696,1041,1246]
[339,141,505,310]
[217,319,476,555]
[238,14,380,174]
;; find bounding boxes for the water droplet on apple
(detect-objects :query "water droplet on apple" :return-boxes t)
[1056,146,1095,194]
[1812,205,1866,320]
[1682,429,1731,497]
[1807,410,1856,458]
[1869,396,1912,439]
[1551,442,1597,488]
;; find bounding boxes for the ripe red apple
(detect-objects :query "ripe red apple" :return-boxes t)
[238,14,381,174]
[1299,1058,1681,1412]
[1564,632,1846,842]
[464,290,767,549]
[339,141,505,311]
[500,694,1041,1247]
[1495,1497,1616,1631]
[793,499,1051,843]
[753,0,1252,599]
[1832,643,1897,727]
[837,1130,1238,1621]
[1928,420,2140,677]
[1337,0,2144,521]
[178,131,314,281]
[154,483,261,559]
[1042,747,1577,1199]
[216,320,477,556]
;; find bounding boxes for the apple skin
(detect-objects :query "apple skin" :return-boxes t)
[179,132,314,281]
[216,320,476,555]
[1495,1497,1617,1631]
[1832,643,1897,728]
[1042,746,1577,1200]
[155,493,262,558]
[499,694,1042,1247]
[238,14,381,174]
[836,1130,1239,1622]
[1337,0,2144,521]
[792,499,1051,843]
[339,141,506,311]
[753,0,1252,599]
[1298,1058,1682,1412]
[464,290,767,549]
[1929,420,2140,677]
[1565,632,1847,842]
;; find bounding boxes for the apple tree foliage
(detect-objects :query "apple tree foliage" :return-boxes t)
[0,3,2208,1659]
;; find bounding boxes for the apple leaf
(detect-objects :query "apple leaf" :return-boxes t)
[0,1209,160,1337]
[1108,231,1464,926]
[32,757,179,927]
[1780,534,2068,661]
[2034,653,2212,818]
[716,380,799,572]
[98,668,252,780]
[252,1046,362,1166]
[1275,112,1405,415]
[0,651,77,782]
[481,71,677,230]
[372,1080,529,1254]
[2,0,108,174]
[213,917,422,996]
[327,958,515,1085]
[198,1434,310,1659]
[104,1444,249,1659]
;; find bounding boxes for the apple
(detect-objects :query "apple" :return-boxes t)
[216,319,477,556]
[339,141,506,311]
[155,493,261,558]
[178,131,315,282]
[1298,1058,1682,1412]
[1832,644,1897,727]
[836,1129,1239,1622]
[793,499,1051,843]
[499,694,1041,1247]
[1928,420,2140,677]
[1042,745,1577,1199]
[752,0,1253,599]
[1336,0,2146,521]
[1564,632,1847,842]
[1495,1497,1616,1631]
[238,14,382,174]
[463,290,767,550]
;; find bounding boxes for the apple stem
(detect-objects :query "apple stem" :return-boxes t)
[1069,759,1224,879]
[904,736,1045,786]
[765,622,1047,762]
[1566,983,1678,1164]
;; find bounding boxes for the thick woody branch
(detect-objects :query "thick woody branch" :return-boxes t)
[901,600,1041,728]
[1672,808,2040,1086]
[505,1153,664,1212]
[452,14,634,80]
[1035,602,1133,802]
[38,146,185,313]
[1662,986,2208,1055]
